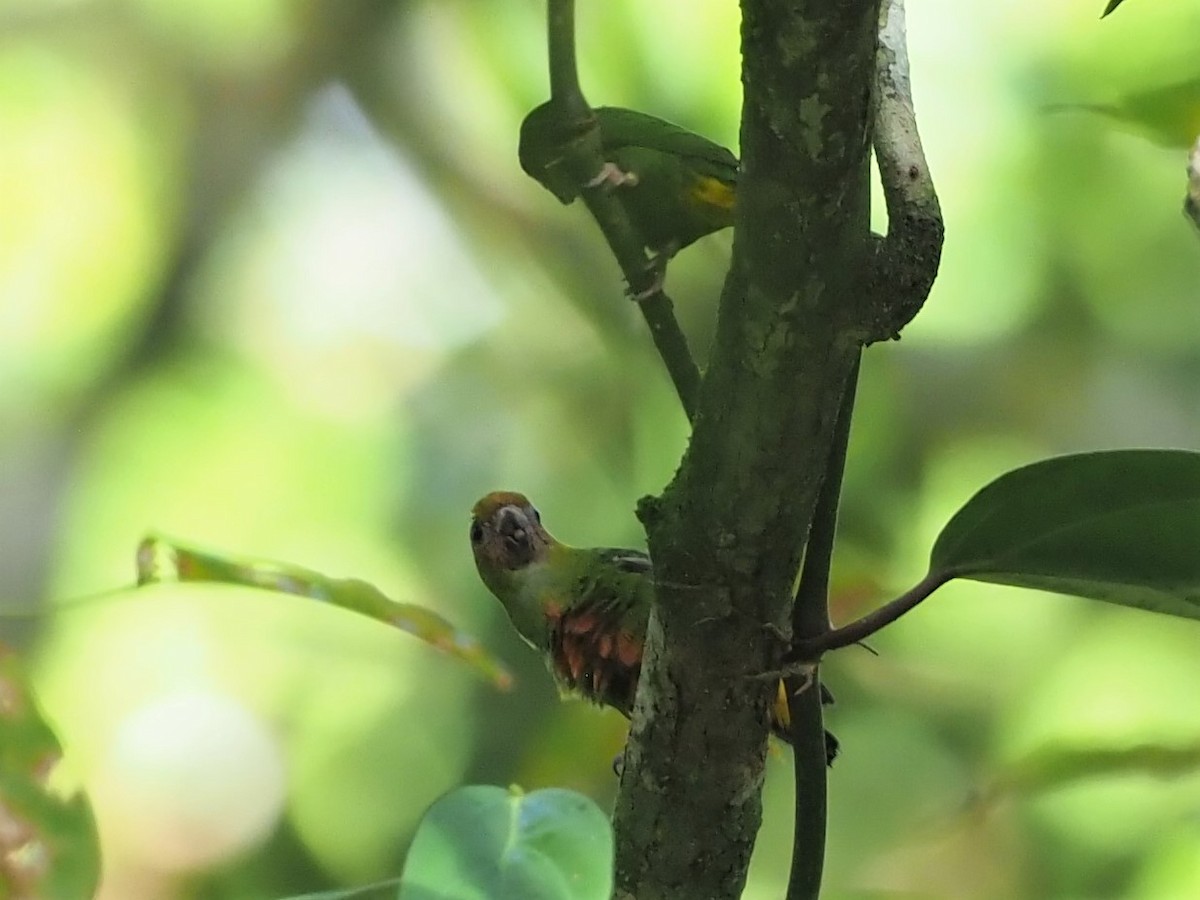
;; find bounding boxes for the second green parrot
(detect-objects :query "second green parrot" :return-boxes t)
[470,491,837,764]
[518,103,738,262]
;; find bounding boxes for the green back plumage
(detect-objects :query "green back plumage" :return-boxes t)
[518,102,739,254]
[593,106,738,181]
[505,544,651,646]
[495,543,650,715]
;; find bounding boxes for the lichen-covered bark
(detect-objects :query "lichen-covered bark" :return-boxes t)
[610,2,883,898]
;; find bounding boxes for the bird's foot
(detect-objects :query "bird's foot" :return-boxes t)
[587,161,638,191]
[626,253,670,302]
[788,665,817,696]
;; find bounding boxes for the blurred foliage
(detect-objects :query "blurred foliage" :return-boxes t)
[0,0,1196,898]
[0,645,100,899]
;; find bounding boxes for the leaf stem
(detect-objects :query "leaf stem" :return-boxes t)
[789,568,952,660]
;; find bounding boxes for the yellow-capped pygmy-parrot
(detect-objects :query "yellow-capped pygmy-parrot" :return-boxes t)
[469,491,838,765]
[518,103,739,262]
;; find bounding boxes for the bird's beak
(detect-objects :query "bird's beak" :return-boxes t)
[497,505,530,545]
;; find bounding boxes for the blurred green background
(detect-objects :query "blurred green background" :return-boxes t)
[0,0,1198,897]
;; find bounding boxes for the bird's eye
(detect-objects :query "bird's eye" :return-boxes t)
[531,507,541,523]
[469,521,484,544]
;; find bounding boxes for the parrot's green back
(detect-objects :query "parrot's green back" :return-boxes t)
[500,542,652,716]
[518,103,738,256]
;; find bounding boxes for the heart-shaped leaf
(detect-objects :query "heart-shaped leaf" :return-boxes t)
[930,449,1200,618]
[398,785,613,900]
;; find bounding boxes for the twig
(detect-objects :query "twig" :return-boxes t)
[544,0,702,420]
[861,0,944,343]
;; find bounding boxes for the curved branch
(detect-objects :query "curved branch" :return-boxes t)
[860,0,944,343]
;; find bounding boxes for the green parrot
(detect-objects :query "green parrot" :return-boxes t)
[518,103,739,263]
[470,491,837,764]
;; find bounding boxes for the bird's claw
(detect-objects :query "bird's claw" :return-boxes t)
[787,665,817,696]
[587,161,638,190]
[626,255,668,302]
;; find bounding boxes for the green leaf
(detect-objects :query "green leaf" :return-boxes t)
[0,644,100,900]
[930,450,1200,618]
[990,742,1200,802]
[398,785,613,900]
[279,878,403,899]
[135,535,514,690]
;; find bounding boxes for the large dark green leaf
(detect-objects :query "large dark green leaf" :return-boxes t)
[398,785,613,900]
[930,450,1200,618]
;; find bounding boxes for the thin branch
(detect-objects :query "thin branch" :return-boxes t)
[784,680,828,900]
[784,353,859,900]
[791,354,860,637]
[860,0,943,343]
[546,0,588,118]
[788,569,951,661]
[576,191,702,419]
[543,0,701,420]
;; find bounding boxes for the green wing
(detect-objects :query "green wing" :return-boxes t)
[596,107,739,181]
[519,103,739,253]
[548,547,652,716]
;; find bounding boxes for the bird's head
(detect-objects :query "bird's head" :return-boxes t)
[470,491,556,588]
[517,102,595,204]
